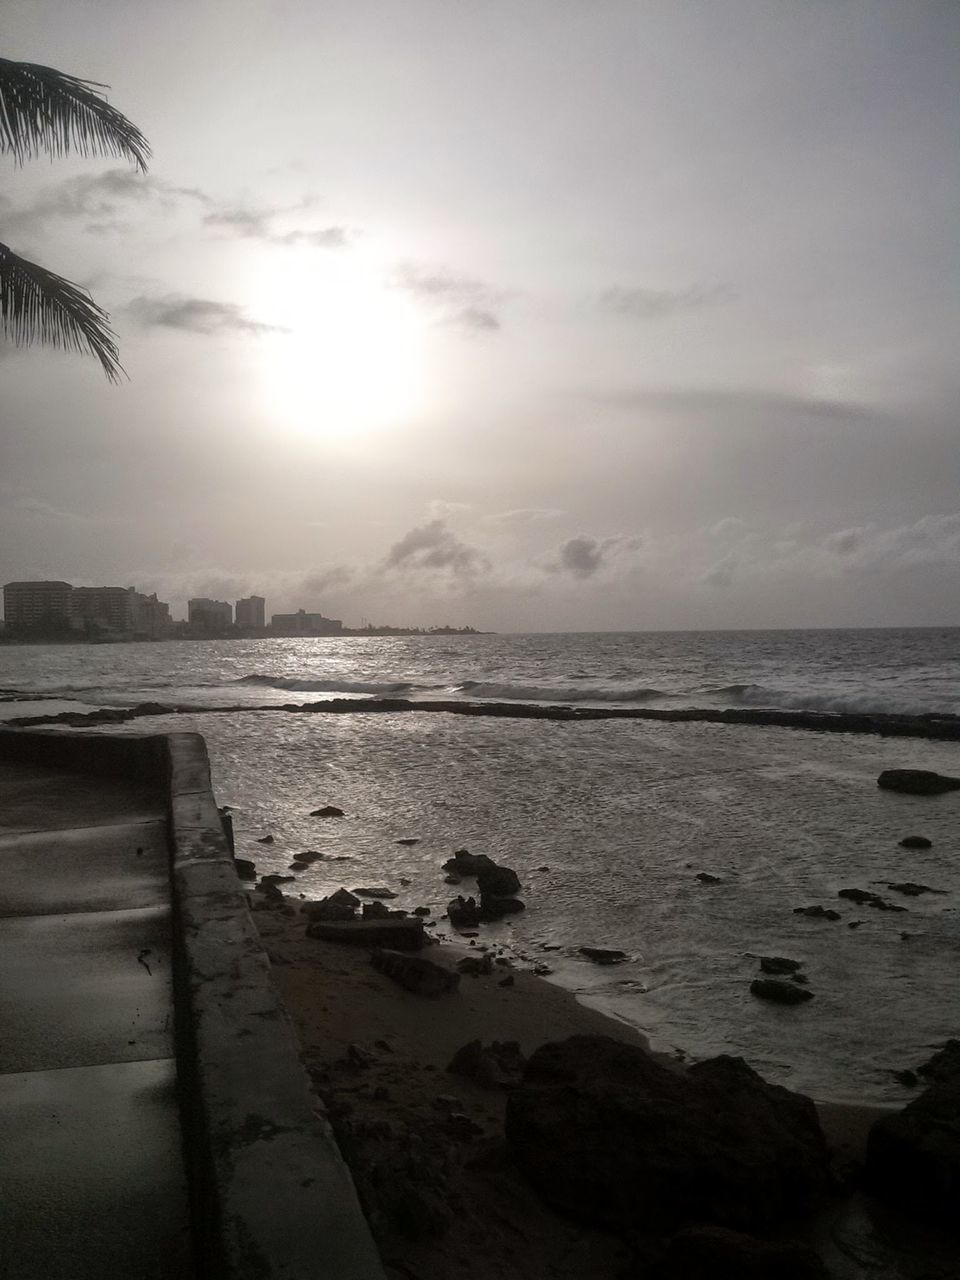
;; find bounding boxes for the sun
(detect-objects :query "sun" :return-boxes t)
[252,247,427,439]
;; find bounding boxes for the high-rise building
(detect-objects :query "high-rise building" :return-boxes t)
[270,609,343,635]
[132,592,171,638]
[3,581,74,631]
[70,586,136,634]
[188,598,233,630]
[235,595,265,629]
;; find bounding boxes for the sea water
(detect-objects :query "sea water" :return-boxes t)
[3,629,958,1103]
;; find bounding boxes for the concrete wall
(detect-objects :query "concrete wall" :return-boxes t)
[0,727,385,1280]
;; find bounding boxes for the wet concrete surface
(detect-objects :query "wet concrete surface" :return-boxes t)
[0,758,194,1278]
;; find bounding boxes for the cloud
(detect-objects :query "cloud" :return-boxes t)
[2,169,208,238]
[275,227,351,249]
[711,516,746,537]
[384,519,490,576]
[487,507,564,525]
[553,533,642,579]
[700,555,738,587]
[596,282,735,319]
[126,294,286,336]
[203,207,271,238]
[391,263,507,332]
[204,205,352,249]
[597,385,874,422]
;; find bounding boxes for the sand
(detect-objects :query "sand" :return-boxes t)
[252,895,901,1280]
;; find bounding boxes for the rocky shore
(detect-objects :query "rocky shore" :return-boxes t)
[252,888,958,1280]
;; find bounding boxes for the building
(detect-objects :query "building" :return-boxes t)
[270,609,343,636]
[235,595,265,629]
[3,581,74,631]
[132,592,171,638]
[70,586,136,634]
[188,597,233,631]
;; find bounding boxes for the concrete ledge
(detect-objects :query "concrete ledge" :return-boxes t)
[0,727,385,1279]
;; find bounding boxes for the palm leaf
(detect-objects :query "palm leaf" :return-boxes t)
[0,242,123,382]
[0,57,150,170]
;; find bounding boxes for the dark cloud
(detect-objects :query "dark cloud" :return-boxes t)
[391,263,506,331]
[204,205,351,249]
[597,282,735,319]
[554,533,641,579]
[2,169,208,237]
[385,519,489,576]
[126,294,285,336]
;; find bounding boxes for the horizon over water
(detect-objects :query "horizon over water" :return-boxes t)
[2,626,959,1104]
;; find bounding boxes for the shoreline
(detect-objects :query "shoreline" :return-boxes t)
[252,896,900,1280]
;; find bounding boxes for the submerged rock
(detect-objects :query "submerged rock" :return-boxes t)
[352,886,398,899]
[310,804,345,817]
[580,946,628,965]
[505,1035,831,1233]
[792,905,841,921]
[441,849,497,877]
[750,979,814,1006]
[899,834,933,848]
[838,887,881,905]
[885,881,946,897]
[476,864,522,897]
[877,769,960,795]
[255,834,274,844]
[696,872,723,884]
[479,894,525,920]
[759,956,803,975]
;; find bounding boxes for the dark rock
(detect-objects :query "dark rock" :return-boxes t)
[443,873,462,885]
[413,906,431,916]
[447,1039,526,1088]
[872,897,908,913]
[447,895,481,928]
[476,864,522,897]
[848,920,864,929]
[352,887,398,899]
[396,837,420,846]
[652,1225,831,1280]
[750,979,814,1006]
[258,881,284,902]
[307,918,427,950]
[255,834,274,844]
[580,947,628,965]
[505,1035,831,1233]
[885,881,946,897]
[399,877,411,886]
[793,905,841,921]
[311,804,345,817]
[370,948,459,997]
[877,769,960,795]
[362,900,405,920]
[457,954,494,976]
[790,972,809,985]
[304,888,361,921]
[917,1039,960,1084]
[500,975,515,987]
[441,849,497,877]
[296,851,326,864]
[899,835,933,848]
[838,887,881,904]
[696,872,722,884]
[260,873,295,886]
[479,894,525,920]
[233,857,257,879]
[759,956,802,975]
[865,1073,960,1224]
[893,1069,919,1088]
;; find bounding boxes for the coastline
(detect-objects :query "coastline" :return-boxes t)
[253,895,896,1280]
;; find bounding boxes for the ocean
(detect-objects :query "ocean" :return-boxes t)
[3,628,959,1103]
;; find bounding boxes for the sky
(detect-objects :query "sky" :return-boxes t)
[2,0,958,629]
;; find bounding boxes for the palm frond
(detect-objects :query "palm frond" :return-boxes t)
[0,57,150,171]
[0,241,124,382]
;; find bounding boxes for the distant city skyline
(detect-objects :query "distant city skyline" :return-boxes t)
[3,3,958,629]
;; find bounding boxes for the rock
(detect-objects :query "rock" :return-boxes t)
[750,979,814,1006]
[476,864,522,897]
[838,887,881,904]
[304,888,361,921]
[885,881,946,897]
[296,851,326,864]
[790,972,809,985]
[893,1069,919,1088]
[444,1112,483,1140]
[260,873,295,886]
[865,1073,960,1224]
[399,877,411,886]
[258,881,284,902]
[311,804,345,817]
[413,906,431,916]
[233,857,257,879]
[580,947,628,965]
[396,837,420,846]
[362,900,404,920]
[447,895,481,927]
[877,769,960,795]
[255,834,274,844]
[447,1039,526,1088]
[696,872,722,884]
[872,897,908,913]
[352,887,398,899]
[652,1225,831,1279]
[500,975,515,987]
[792,905,841,921]
[899,835,933,848]
[457,954,494,976]
[441,849,497,877]
[307,918,427,950]
[532,963,553,976]
[443,873,462,885]
[479,894,525,920]
[505,1036,831,1233]
[848,920,864,929]
[370,948,460,997]
[917,1038,960,1084]
[759,956,802,975]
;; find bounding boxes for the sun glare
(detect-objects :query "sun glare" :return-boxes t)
[253,249,426,439]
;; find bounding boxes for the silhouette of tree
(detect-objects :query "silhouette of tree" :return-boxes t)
[0,56,150,381]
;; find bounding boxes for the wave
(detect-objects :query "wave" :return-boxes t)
[452,680,668,704]
[703,682,960,718]
[236,674,435,695]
